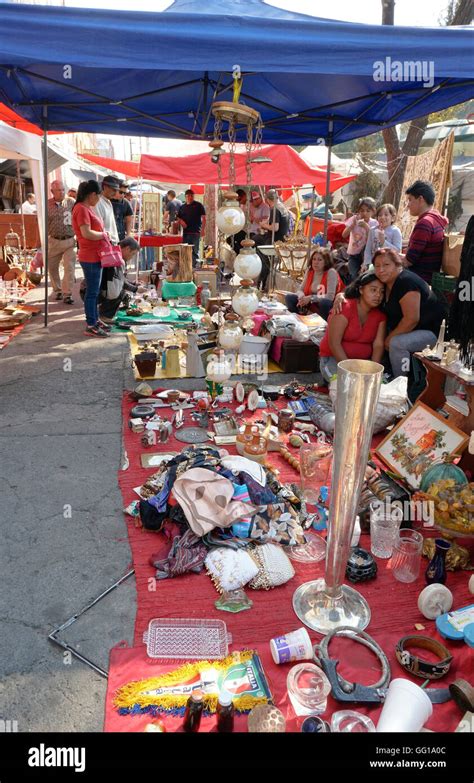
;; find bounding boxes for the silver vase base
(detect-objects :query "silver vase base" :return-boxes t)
[292,578,371,635]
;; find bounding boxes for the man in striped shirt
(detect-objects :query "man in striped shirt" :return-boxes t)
[404,180,448,284]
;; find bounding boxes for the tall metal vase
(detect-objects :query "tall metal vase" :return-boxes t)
[293,359,383,634]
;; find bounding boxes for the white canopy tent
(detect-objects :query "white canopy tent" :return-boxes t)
[0,123,62,249]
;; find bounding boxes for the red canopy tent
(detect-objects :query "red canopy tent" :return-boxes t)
[80,145,355,191]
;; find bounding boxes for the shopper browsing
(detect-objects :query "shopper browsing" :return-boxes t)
[94,175,120,245]
[177,189,206,265]
[72,180,111,338]
[47,179,76,304]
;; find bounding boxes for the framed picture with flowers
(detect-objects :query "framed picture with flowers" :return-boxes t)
[375,402,468,489]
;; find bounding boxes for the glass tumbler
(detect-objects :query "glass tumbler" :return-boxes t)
[370,504,403,559]
[299,443,332,504]
[391,529,424,583]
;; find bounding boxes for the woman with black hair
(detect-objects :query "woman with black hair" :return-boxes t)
[318,271,386,382]
[72,180,110,338]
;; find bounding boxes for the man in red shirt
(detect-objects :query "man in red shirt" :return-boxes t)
[404,180,448,284]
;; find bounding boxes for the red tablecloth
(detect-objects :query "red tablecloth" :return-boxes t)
[136,234,182,248]
[105,392,474,733]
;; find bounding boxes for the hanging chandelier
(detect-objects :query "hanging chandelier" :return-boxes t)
[210,70,264,354]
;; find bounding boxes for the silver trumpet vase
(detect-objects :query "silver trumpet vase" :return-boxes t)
[293,359,383,634]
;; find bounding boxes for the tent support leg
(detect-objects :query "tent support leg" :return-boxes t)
[306,187,316,258]
[323,120,334,243]
[42,106,49,327]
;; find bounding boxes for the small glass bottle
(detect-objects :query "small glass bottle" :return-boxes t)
[278,408,295,433]
[182,690,204,733]
[200,281,211,311]
[216,690,234,733]
[425,538,451,585]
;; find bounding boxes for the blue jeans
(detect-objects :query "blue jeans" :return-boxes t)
[348,252,364,280]
[183,232,200,265]
[80,262,102,326]
[285,293,333,321]
[389,330,437,377]
[319,356,339,383]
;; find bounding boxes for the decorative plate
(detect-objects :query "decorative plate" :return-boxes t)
[247,389,260,411]
[174,427,210,444]
[235,382,245,403]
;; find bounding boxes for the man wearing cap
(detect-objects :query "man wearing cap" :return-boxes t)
[94,175,120,245]
[177,189,206,265]
[47,180,76,303]
[249,191,270,239]
[112,181,134,241]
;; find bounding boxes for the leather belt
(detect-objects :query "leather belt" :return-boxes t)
[51,235,73,241]
[395,635,453,680]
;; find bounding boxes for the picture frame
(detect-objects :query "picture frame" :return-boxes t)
[375,402,468,489]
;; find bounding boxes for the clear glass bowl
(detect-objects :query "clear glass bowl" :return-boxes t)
[287,663,331,712]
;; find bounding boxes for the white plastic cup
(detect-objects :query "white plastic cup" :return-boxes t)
[376,678,433,732]
[270,627,313,665]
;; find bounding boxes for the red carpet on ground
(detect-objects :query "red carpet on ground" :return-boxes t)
[104,392,473,732]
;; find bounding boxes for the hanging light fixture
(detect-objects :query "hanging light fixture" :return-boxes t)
[210,73,264,327]
[216,190,246,237]
[234,238,261,281]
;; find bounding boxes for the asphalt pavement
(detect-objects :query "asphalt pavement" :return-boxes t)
[0,279,320,732]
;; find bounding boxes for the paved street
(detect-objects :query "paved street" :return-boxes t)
[0,281,319,732]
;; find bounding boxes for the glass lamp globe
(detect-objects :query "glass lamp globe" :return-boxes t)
[216,190,246,237]
[234,238,262,280]
[232,279,260,318]
[218,313,243,351]
[206,350,233,383]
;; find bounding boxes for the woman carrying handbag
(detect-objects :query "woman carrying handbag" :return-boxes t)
[72,180,115,338]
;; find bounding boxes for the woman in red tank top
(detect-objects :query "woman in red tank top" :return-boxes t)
[319,271,386,382]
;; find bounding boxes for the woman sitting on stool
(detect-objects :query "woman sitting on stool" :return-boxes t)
[285,247,343,321]
[319,271,386,383]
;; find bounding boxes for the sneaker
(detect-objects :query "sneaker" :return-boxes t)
[97,319,112,332]
[55,292,63,300]
[84,324,109,338]
[63,296,74,304]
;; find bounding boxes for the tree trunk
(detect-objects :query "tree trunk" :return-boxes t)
[381,116,429,207]
[379,0,467,209]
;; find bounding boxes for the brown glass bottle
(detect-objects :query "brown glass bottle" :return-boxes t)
[216,690,234,733]
[182,690,204,733]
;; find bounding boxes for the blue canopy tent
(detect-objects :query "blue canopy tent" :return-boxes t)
[0,0,472,323]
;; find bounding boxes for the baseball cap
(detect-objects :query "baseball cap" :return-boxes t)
[102,175,121,191]
[250,190,260,201]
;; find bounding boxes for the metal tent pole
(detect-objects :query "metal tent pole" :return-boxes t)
[306,186,316,259]
[135,176,143,283]
[323,120,334,243]
[42,106,49,327]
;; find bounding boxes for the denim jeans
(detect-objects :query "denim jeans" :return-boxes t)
[319,356,339,383]
[80,261,102,326]
[348,252,364,280]
[285,293,333,321]
[389,330,437,377]
[183,232,200,265]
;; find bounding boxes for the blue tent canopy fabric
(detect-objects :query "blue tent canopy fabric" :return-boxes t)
[0,0,472,144]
